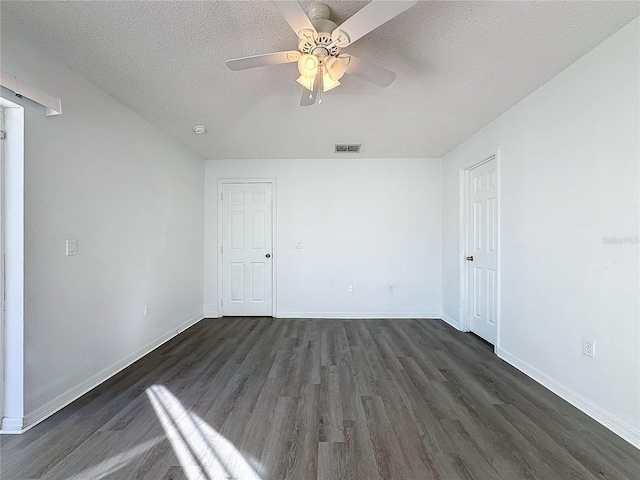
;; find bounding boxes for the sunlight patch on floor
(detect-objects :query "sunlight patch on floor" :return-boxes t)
[65,436,163,480]
[147,385,263,480]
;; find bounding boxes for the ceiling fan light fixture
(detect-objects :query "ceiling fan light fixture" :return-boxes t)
[298,53,319,79]
[322,72,340,92]
[296,75,315,92]
[325,56,348,81]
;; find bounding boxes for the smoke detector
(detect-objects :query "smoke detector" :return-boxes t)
[193,125,207,135]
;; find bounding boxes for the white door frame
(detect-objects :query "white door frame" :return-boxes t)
[0,97,25,433]
[0,106,4,426]
[217,178,277,317]
[459,147,501,350]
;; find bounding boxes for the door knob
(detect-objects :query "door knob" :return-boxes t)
[466,256,474,261]
[266,254,271,258]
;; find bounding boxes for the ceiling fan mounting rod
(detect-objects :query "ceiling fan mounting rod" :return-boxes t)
[306,3,330,21]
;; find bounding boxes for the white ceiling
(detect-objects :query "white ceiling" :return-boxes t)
[2,1,638,160]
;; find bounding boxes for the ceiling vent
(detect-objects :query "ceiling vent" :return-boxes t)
[335,144,361,153]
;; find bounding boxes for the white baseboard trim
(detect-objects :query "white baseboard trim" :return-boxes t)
[16,312,205,435]
[440,313,461,330]
[204,310,221,318]
[496,347,640,449]
[0,416,24,433]
[276,312,441,319]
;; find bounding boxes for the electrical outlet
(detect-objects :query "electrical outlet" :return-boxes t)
[583,339,595,358]
[144,303,151,316]
[347,284,353,293]
[294,241,303,249]
[388,284,394,293]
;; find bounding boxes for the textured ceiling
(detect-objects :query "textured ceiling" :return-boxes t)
[2,1,638,159]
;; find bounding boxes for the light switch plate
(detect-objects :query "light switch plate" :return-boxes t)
[66,239,77,256]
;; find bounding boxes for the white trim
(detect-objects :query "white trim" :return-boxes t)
[494,149,502,351]
[0,106,4,430]
[459,147,501,346]
[440,313,461,330]
[217,178,277,317]
[458,166,467,330]
[204,311,221,318]
[0,98,24,433]
[1,313,204,434]
[0,71,62,116]
[496,347,640,449]
[276,312,442,319]
[0,416,23,433]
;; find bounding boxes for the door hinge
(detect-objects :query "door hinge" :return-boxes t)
[221,299,223,306]
[0,130,5,140]
[221,245,223,253]
[221,192,223,200]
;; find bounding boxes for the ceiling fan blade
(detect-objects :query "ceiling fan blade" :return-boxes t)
[300,70,322,106]
[226,51,300,71]
[345,55,396,87]
[273,1,317,40]
[332,1,416,47]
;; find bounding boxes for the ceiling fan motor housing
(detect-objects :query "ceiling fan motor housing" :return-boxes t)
[300,3,339,60]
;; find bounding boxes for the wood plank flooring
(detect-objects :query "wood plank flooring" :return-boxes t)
[1,318,638,479]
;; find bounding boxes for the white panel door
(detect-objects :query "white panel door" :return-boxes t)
[467,158,498,344]
[222,183,273,316]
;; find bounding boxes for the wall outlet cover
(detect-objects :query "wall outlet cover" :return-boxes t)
[583,338,596,358]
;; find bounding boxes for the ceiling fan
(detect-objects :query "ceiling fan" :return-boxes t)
[226,1,417,106]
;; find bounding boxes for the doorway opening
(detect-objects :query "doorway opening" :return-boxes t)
[0,97,25,433]
[1,106,4,425]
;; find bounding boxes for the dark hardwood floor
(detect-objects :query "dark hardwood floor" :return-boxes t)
[1,318,638,479]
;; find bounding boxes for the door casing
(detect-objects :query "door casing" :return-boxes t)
[0,98,25,433]
[217,178,277,317]
[459,147,501,350]
[0,107,5,424]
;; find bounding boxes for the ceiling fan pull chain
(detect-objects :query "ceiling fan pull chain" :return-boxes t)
[318,66,324,104]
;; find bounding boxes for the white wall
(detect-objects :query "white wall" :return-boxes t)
[205,158,442,318]
[442,19,639,446]
[1,28,205,427]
